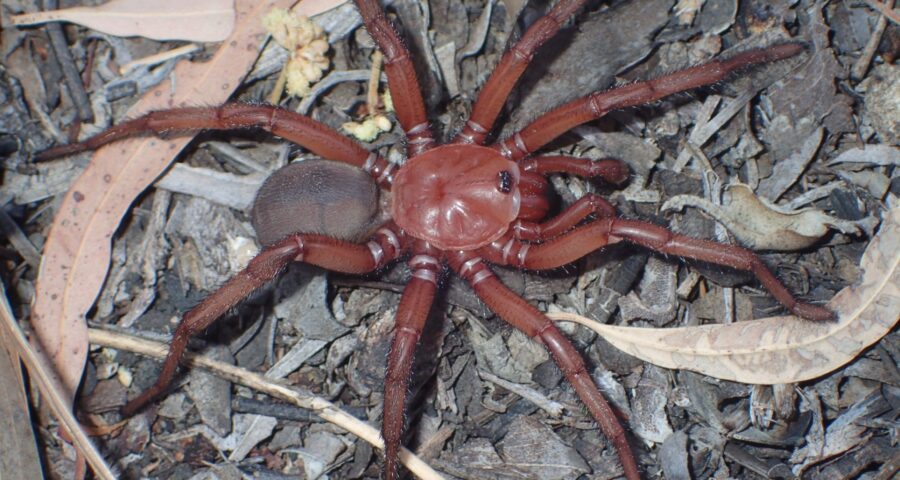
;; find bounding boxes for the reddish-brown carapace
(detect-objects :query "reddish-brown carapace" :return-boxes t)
[39,1,833,478]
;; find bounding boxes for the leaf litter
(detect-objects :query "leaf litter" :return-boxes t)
[1,0,899,478]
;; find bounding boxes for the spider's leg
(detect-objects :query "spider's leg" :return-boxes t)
[513,194,616,241]
[122,227,404,416]
[38,103,376,163]
[480,218,834,321]
[493,44,804,160]
[521,156,629,185]
[381,244,442,480]
[513,155,629,241]
[455,0,591,145]
[450,252,641,480]
[354,0,434,156]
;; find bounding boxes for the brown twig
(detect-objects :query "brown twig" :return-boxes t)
[42,0,94,123]
[864,0,900,25]
[853,0,895,80]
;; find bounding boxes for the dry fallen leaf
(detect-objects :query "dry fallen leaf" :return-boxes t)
[11,0,235,43]
[757,127,823,201]
[826,144,900,167]
[550,207,900,385]
[291,0,350,17]
[31,0,295,404]
[662,183,860,251]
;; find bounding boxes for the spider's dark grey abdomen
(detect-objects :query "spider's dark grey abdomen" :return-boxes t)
[251,159,380,246]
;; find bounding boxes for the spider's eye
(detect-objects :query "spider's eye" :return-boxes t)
[497,170,512,194]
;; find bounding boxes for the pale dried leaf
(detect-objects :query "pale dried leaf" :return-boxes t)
[836,170,891,200]
[31,0,296,405]
[155,164,265,210]
[11,0,235,43]
[791,392,887,471]
[292,0,349,17]
[757,127,823,201]
[826,144,900,167]
[618,256,677,325]
[228,414,277,462]
[631,366,674,443]
[497,416,590,479]
[549,207,900,385]
[662,183,860,251]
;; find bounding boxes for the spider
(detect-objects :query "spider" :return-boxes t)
[39,0,835,478]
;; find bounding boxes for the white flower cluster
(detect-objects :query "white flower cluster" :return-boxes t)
[263,9,330,97]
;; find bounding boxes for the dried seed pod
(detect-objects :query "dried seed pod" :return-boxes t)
[251,159,380,246]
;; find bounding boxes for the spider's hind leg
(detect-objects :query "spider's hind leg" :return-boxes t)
[122,229,404,416]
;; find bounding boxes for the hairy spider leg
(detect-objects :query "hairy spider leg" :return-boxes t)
[455,0,592,144]
[479,218,834,322]
[450,251,641,480]
[121,227,404,416]
[354,0,435,155]
[34,104,398,187]
[381,242,443,480]
[493,44,804,160]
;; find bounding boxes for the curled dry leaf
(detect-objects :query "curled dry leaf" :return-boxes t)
[11,0,235,43]
[550,207,900,385]
[31,0,296,404]
[662,183,860,251]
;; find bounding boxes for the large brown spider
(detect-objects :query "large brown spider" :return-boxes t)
[39,1,835,478]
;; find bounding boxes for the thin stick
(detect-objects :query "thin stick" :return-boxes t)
[864,0,900,25]
[0,288,114,479]
[42,0,94,123]
[87,327,446,480]
[853,0,895,80]
[119,44,201,76]
[367,51,384,115]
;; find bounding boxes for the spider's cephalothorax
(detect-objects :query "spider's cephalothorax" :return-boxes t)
[391,144,525,250]
[39,1,835,478]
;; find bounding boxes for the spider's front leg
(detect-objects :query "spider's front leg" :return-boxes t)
[122,227,404,416]
[494,44,805,160]
[449,252,641,480]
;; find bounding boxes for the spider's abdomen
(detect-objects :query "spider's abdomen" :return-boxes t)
[391,144,520,250]
[252,160,381,246]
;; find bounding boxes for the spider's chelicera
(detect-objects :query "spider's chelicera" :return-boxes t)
[40,1,835,478]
